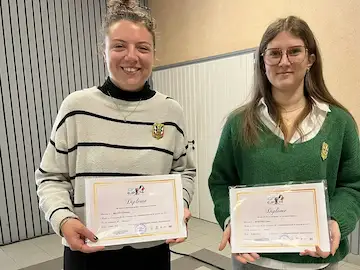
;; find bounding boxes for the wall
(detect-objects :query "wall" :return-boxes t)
[152,51,255,222]
[148,0,360,125]
[0,0,107,245]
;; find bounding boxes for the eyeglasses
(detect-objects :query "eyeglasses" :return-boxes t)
[261,46,308,66]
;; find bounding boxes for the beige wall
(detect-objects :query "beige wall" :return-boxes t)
[149,0,360,125]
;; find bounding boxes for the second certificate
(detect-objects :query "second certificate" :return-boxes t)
[229,182,330,253]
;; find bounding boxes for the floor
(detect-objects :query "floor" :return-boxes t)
[0,218,359,270]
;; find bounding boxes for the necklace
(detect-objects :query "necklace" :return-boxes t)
[281,105,306,125]
[282,116,295,126]
[107,90,142,122]
[281,105,305,113]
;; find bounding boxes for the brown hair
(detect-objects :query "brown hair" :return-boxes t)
[100,0,156,49]
[233,15,353,146]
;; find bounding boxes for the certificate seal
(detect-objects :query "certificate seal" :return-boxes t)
[135,224,147,235]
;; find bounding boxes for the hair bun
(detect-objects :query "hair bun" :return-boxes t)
[107,0,138,10]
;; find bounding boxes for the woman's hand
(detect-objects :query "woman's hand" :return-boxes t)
[166,208,191,244]
[219,224,260,264]
[300,220,340,258]
[61,218,105,253]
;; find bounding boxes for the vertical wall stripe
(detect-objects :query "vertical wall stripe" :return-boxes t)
[0,0,107,245]
[16,0,36,239]
[27,0,44,237]
[88,0,99,87]
[48,0,63,107]
[99,0,107,80]
[69,0,81,91]
[55,0,70,100]
[93,0,103,85]
[3,0,24,242]
[0,29,12,243]
[23,0,37,238]
[0,149,5,244]
[84,0,93,87]
[76,0,87,88]
[62,0,74,97]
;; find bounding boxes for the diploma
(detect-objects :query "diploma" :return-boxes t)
[229,182,331,253]
[85,174,187,246]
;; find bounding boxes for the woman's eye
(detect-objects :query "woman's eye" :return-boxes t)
[267,49,281,58]
[288,47,303,56]
[139,47,150,51]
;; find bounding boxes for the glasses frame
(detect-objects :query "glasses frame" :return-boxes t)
[261,45,308,66]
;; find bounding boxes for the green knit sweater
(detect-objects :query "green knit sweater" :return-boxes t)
[208,106,360,264]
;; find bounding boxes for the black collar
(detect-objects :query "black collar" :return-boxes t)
[98,77,155,101]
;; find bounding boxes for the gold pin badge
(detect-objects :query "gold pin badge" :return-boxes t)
[321,142,329,160]
[152,123,164,140]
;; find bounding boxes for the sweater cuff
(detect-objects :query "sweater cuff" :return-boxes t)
[330,205,353,239]
[50,209,79,236]
[224,216,231,229]
[183,198,189,209]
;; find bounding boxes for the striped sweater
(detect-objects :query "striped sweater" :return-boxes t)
[35,79,196,249]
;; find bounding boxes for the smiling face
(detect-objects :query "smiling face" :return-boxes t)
[104,20,154,91]
[264,31,315,93]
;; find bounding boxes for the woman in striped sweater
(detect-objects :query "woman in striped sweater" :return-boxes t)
[35,1,196,269]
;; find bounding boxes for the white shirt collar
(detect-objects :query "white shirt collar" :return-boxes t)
[258,97,331,113]
[257,97,330,143]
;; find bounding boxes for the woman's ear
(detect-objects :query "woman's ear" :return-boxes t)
[103,50,109,68]
[307,53,316,69]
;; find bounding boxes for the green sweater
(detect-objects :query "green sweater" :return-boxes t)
[208,106,360,264]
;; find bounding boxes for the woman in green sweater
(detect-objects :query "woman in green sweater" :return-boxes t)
[208,16,360,270]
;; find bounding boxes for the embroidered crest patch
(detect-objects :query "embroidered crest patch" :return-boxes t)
[152,123,164,140]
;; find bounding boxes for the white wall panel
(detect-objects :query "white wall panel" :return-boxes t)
[154,65,200,218]
[152,50,255,222]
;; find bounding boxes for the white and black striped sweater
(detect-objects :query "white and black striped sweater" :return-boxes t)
[35,79,196,249]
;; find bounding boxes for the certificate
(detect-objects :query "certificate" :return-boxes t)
[229,182,330,253]
[85,174,187,246]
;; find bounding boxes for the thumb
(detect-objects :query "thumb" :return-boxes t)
[79,226,98,243]
[331,231,340,256]
[219,227,230,251]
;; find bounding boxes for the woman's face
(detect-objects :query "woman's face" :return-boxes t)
[263,31,314,92]
[104,20,154,91]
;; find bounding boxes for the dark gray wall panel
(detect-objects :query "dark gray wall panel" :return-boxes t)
[2,0,27,243]
[0,0,107,245]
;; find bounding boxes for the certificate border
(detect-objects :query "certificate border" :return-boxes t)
[235,188,320,248]
[92,179,180,241]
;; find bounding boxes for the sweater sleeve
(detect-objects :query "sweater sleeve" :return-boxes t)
[208,117,239,230]
[170,106,196,209]
[330,114,360,239]
[35,100,78,236]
